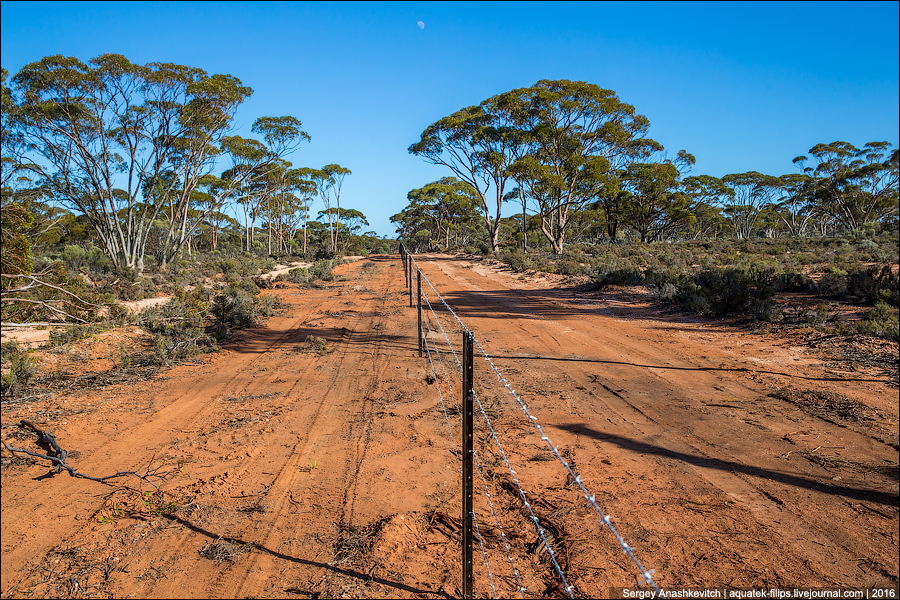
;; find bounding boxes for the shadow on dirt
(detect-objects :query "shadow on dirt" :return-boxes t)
[163,514,453,598]
[222,322,420,356]
[558,423,899,507]
[486,353,885,384]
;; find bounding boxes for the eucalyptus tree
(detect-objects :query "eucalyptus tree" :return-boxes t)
[166,116,308,262]
[260,165,317,255]
[409,103,521,253]
[292,167,322,254]
[277,168,318,255]
[391,201,434,250]
[502,185,531,251]
[681,175,733,239]
[795,141,898,233]
[399,177,479,250]
[721,171,781,239]
[774,173,814,237]
[315,164,351,253]
[495,80,661,252]
[8,54,308,273]
[336,208,369,252]
[1,67,28,191]
[621,150,696,242]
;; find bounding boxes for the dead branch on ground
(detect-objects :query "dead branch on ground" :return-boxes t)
[2,419,176,489]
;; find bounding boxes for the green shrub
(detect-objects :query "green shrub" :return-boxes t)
[309,259,335,282]
[817,269,848,297]
[497,249,534,272]
[771,271,812,293]
[138,286,216,364]
[846,264,899,307]
[211,279,282,338]
[85,247,115,274]
[854,302,899,340]
[61,245,87,270]
[553,257,588,276]
[1,340,37,398]
[274,267,310,285]
[655,282,677,302]
[597,267,643,287]
[49,324,103,347]
[674,282,709,313]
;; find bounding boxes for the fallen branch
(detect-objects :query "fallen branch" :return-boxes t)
[2,273,105,309]
[3,420,174,488]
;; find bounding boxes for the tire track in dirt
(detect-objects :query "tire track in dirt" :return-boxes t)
[223,264,400,597]
[1,260,412,597]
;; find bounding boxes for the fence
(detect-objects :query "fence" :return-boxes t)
[398,245,660,599]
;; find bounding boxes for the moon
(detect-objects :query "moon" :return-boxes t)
[417,20,425,29]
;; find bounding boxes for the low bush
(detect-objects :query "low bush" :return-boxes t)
[138,286,216,365]
[49,324,103,347]
[817,268,848,297]
[597,267,643,287]
[497,249,534,272]
[274,267,310,285]
[1,340,37,398]
[309,259,338,282]
[211,280,283,339]
[846,264,899,307]
[853,302,899,340]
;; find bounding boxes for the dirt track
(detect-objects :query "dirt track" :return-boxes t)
[1,255,897,598]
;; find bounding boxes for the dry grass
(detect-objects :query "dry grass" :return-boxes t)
[769,387,870,422]
[199,538,254,563]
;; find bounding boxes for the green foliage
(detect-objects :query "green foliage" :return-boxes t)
[597,267,643,287]
[211,278,282,339]
[846,264,899,307]
[274,267,311,285]
[496,249,535,272]
[138,286,216,365]
[817,268,848,297]
[854,302,899,340]
[49,324,103,347]
[1,340,37,398]
[309,259,337,282]
[0,203,35,277]
[394,177,480,251]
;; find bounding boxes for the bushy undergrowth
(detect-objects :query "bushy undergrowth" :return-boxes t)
[139,286,218,365]
[1,340,37,398]
[852,302,899,341]
[48,324,105,347]
[495,236,899,338]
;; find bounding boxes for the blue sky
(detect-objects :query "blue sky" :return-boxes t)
[2,1,898,238]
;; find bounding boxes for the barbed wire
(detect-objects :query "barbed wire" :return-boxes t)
[416,264,572,598]
[407,252,661,594]
[471,509,499,598]
[473,447,527,598]
[423,333,463,472]
[473,390,576,598]
[421,295,527,599]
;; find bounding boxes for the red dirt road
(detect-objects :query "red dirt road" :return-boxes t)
[1,255,897,598]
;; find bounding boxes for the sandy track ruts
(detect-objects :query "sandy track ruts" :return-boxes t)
[1,254,897,598]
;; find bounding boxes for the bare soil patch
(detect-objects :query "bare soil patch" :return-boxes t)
[2,254,897,598]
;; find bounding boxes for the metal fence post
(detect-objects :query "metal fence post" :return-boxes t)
[408,258,414,308]
[401,245,407,289]
[417,270,423,357]
[462,331,474,599]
